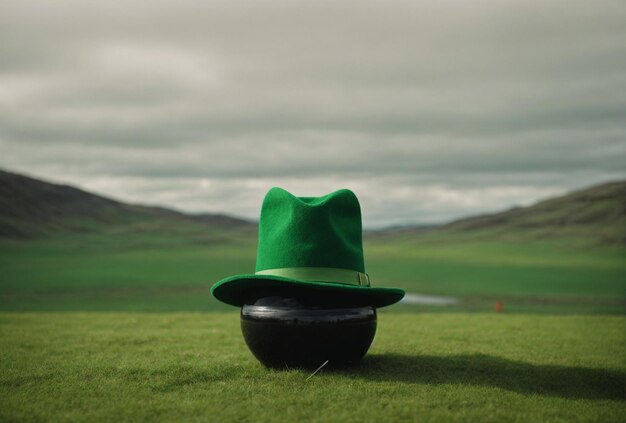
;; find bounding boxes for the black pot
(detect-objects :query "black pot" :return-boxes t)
[240,296,377,369]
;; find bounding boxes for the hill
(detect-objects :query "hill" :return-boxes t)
[381,181,626,245]
[2,169,625,246]
[0,169,254,240]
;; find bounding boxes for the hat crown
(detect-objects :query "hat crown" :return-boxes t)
[255,187,365,273]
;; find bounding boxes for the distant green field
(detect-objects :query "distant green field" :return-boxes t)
[1,312,624,422]
[0,233,624,313]
[366,238,626,314]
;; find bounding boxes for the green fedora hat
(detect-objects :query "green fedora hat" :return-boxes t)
[211,187,405,308]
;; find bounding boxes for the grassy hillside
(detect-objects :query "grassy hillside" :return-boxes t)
[1,312,624,422]
[0,169,254,241]
[3,169,625,246]
[380,181,626,246]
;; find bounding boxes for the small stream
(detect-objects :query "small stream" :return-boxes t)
[401,293,459,306]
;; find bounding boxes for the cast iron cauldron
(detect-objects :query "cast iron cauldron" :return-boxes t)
[241,296,377,369]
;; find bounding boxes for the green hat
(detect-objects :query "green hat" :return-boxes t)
[211,187,405,308]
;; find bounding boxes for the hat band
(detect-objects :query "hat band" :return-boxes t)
[255,267,371,287]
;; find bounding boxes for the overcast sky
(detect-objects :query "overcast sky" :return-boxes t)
[1,0,625,228]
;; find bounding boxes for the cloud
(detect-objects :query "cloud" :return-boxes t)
[1,0,625,227]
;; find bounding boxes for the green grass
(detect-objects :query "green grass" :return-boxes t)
[1,312,624,422]
[366,239,626,314]
[1,234,624,313]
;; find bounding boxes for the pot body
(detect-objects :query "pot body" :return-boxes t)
[241,301,377,369]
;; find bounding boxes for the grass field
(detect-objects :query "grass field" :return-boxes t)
[1,234,624,314]
[1,312,624,422]
[2,183,626,421]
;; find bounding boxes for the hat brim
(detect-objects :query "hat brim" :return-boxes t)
[211,274,405,308]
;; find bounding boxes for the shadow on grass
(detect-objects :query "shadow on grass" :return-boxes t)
[346,353,625,401]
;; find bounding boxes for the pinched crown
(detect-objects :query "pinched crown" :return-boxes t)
[255,187,365,273]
